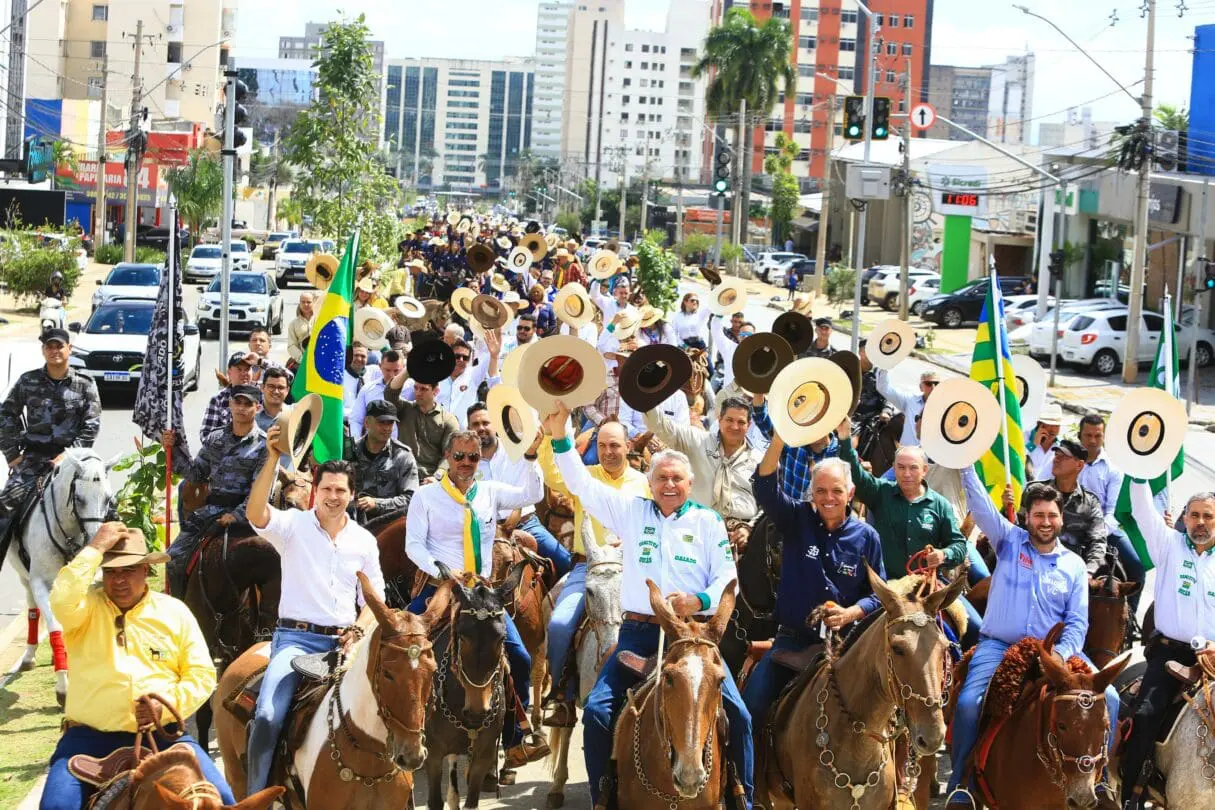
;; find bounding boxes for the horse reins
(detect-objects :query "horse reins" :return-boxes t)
[39,462,113,559]
[433,601,506,746]
[584,560,624,672]
[1035,687,1110,792]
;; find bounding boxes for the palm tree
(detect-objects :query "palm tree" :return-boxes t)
[248,146,295,229]
[165,149,224,246]
[1153,103,1188,132]
[693,8,796,247]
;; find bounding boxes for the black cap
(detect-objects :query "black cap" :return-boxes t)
[230,384,262,404]
[365,399,398,422]
[39,327,70,344]
[1055,438,1089,463]
[228,351,257,368]
[814,317,833,327]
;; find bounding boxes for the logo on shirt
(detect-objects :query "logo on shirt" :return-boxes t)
[643,526,656,536]
[1184,559,1195,570]
[148,648,164,661]
[806,546,821,560]
[639,538,657,565]
[1018,551,1033,570]
[681,533,694,544]
[838,561,858,577]
[919,513,936,531]
[674,554,697,564]
[1179,573,1196,598]
[718,538,734,561]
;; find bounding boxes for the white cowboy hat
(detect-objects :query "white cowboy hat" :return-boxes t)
[450,288,476,323]
[553,282,596,328]
[273,394,324,470]
[1010,355,1047,428]
[490,273,511,293]
[867,319,916,370]
[612,307,641,341]
[707,277,748,316]
[920,377,1004,470]
[396,296,426,320]
[353,307,393,347]
[1104,387,1187,480]
[587,250,622,281]
[507,246,533,273]
[487,385,540,462]
[501,342,531,386]
[516,335,608,415]
[766,357,854,447]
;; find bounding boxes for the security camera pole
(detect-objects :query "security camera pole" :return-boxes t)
[219,70,237,363]
[849,0,879,354]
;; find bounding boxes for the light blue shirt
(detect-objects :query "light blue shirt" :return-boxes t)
[961,467,1089,660]
[1078,448,1170,532]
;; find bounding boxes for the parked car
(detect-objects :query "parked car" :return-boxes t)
[134,225,190,251]
[260,231,296,260]
[859,266,895,305]
[917,276,1033,328]
[92,263,160,311]
[68,299,200,392]
[195,271,285,337]
[867,267,939,312]
[184,245,223,282]
[907,277,941,315]
[275,239,323,286]
[1027,300,1127,360]
[35,232,89,274]
[1059,306,1215,374]
[754,252,807,284]
[783,258,818,284]
[229,240,252,271]
[203,219,270,243]
[1003,294,1056,331]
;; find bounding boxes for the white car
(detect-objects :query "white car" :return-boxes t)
[275,239,323,286]
[1027,300,1126,360]
[754,252,807,284]
[195,271,285,337]
[1003,294,1055,331]
[68,299,201,391]
[36,232,89,275]
[229,240,252,270]
[907,277,941,315]
[92,263,160,311]
[867,267,939,312]
[1060,306,1215,375]
[184,244,223,282]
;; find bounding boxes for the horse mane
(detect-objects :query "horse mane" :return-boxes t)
[131,744,199,784]
[363,511,406,536]
[885,573,969,636]
[985,638,1094,719]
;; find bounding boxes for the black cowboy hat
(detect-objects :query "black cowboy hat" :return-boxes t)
[701,265,722,286]
[772,311,814,355]
[406,336,456,384]
[618,344,693,413]
[828,350,863,415]
[732,333,794,395]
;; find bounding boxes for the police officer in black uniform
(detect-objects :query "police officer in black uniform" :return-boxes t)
[345,399,419,523]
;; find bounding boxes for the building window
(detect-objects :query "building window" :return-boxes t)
[87,75,103,98]
[680,47,696,59]
[840,9,858,24]
[800,6,818,21]
[888,15,899,27]
[904,15,915,28]
[621,112,629,122]
[90,40,106,57]
[641,62,648,69]
[166,41,182,63]
[641,44,650,52]
[623,78,631,86]
[620,128,628,137]
[798,35,816,49]
[885,70,896,83]
[638,96,646,104]
[625,43,633,51]
[902,43,913,55]
[874,14,883,24]
[839,38,856,52]
[798,65,814,78]
[794,118,812,133]
[623,95,630,103]
[92,4,108,21]
[639,78,647,87]
[886,43,897,55]
[838,66,855,80]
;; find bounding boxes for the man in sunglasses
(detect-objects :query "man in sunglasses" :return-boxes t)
[43,522,234,810]
[875,367,939,448]
[437,333,500,430]
[404,430,551,773]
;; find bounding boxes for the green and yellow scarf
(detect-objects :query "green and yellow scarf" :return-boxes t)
[440,476,482,575]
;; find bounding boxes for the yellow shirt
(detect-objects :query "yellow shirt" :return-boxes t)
[383,269,410,298]
[49,547,216,732]
[538,442,650,555]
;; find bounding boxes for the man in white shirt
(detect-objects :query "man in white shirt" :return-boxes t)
[1120,486,1215,806]
[1026,402,1063,478]
[342,342,370,417]
[589,277,633,324]
[618,387,689,436]
[244,430,386,795]
[875,367,939,447]
[712,313,747,390]
[439,336,501,429]
[404,429,549,768]
[349,349,404,441]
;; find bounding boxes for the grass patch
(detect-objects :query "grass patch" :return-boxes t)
[0,646,61,806]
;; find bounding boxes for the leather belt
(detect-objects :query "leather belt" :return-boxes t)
[623,611,659,624]
[277,619,346,636]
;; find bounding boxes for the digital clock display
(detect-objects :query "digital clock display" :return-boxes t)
[941,191,980,207]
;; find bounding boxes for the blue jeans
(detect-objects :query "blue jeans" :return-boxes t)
[519,513,572,579]
[1108,529,1146,612]
[546,561,587,701]
[42,725,233,810]
[247,628,339,793]
[583,621,754,808]
[409,583,532,745]
[741,629,814,731]
[947,636,1120,793]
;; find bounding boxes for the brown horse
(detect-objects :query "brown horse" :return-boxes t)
[365,511,418,609]
[613,579,736,810]
[947,623,1130,810]
[492,527,554,734]
[214,573,442,808]
[757,567,968,810]
[108,744,284,810]
[1086,575,1140,669]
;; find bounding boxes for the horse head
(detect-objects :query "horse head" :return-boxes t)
[582,525,624,674]
[56,449,117,544]
[1038,623,1132,810]
[355,571,439,772]
[133,744,284,809]
[1085,576,1141,669]
[645,578,736,798]
[437,559,526,725]
[273,468,312,511]
[866,563,969,757]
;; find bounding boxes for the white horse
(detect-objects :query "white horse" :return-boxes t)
[1150,690,1215,807]
[9,449,117,704]
[544,524,623,809]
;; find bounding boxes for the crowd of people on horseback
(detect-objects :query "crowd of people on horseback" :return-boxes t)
[2,208,1213,810]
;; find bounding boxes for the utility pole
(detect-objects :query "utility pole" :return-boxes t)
[618,150,627,240]
[93,54,108,246]
[264,129,279,230]
[1187,179,1208,415]
[219,70,238,365]
[732,98,746,250]
[898,62,913,320]
[1124,0,1156,383]
[850,2,880,354]
[813,97,837,294]
[640,131,651,237]
[122,19,146,262]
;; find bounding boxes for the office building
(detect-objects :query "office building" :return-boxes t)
[279,22,384,75]
[383,58,534,192]
[1038,107,1118,151]
[926,64,991,141]
[533,1,572,158]
[232,57,318,142]
[987,53,1034,145]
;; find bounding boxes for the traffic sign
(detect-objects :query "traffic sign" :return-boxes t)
[909,103,937,132]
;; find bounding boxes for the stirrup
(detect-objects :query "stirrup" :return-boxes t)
[943,787,977,810]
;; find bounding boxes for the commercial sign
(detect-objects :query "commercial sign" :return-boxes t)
[1148,181,1183,225]
[926,164,988,217]
[54,160,159,207]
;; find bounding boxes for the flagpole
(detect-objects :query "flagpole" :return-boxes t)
[165,201,175,553]
[990,267,1015,521]
[1163,292,1174,514]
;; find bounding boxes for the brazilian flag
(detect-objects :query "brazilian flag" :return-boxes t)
[290,230,359,463]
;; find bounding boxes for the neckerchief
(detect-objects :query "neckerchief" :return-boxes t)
[440,475,482,574]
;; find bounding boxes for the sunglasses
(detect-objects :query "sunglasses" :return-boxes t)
[115,614,126,648]
[451,451,481,462]
[454,354,471,362]
[922,380,939,387]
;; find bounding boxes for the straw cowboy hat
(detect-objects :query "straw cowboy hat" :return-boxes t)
[100,529,169,568]
[553,282,596,329]
[490,273,512,293]
[450,287,476,322]
[272,394,324,470]
[305,253,339,291]
[708,277,748,316]
[354,306,393,347]
[520,233,548,263]
[516,335,608,414]
[396,295,426,320]
[487,385,540,462]
[507,246,533,272]
[920,378,1004,470]
[588,250,621,281]
[766,357,854,447]
[638,305,666,328]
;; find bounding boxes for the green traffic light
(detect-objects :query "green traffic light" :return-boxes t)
[847,126,861,139]
[714,178,729,193]
[874,127,887,138]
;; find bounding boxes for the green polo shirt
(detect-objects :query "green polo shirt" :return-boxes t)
[840,439,968,576]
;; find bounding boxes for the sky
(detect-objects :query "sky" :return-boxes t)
[232,0,1211,143]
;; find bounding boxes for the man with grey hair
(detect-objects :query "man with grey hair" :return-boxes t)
[541,401,751,808]
[875,367,939,447]
[745,434,886,730]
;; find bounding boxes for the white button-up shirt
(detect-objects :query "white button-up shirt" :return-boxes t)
[1078,449,1123,532]
[480,444,538,519]
[438,361,499,429]
[348,378,398,441]
[619,389,690,437]
[590,282,633,324]
[876,370,925,447]
[253,507,385,628]
[1028,442,1056,480]
[552,440,736,615]
[1129,481,1215,645]
[405,464,544,579]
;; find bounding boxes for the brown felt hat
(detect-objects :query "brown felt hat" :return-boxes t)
[100,529,169,568]
[772,311,814,355]
[732,333,794,395]
[618,344,693,413]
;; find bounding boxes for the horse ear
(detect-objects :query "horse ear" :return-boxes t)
[646,578,682,632]
[1091,650,1133,694]
[704,580,736,644]
[231,787,288,810]
[358,572,396,633]
[865,562,901,615]
[1042,622,1064,656]
[419,579,454,628]
[154,783,191,810]
[435,560,454,582]
[924,563,969,616]
[1038,642,1071,684]
[496,560,530,602]
[1116,580,1143,599]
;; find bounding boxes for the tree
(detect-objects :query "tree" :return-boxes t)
[1153,103,1188,132]
[282,15,401,260]
[276,196,303,231]
[693,8,796,246]
[49,141,78,191]
[165,149,224,246]
[248,146,295,230]
[765,133,801,244]
[634,237,679,313]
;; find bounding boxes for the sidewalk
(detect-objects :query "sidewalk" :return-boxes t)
[0,260,113,338]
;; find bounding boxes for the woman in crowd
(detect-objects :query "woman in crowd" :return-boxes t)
[672,291,712,350]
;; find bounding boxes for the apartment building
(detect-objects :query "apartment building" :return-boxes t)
[927,64,992,141]
[533,1,572,157]
[279,22,384,75]
[1038,107,1119,151]
[383,58,534,192]
[987,53,1034,144]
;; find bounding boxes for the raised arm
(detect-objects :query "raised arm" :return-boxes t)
[960,466,1017,552]
[835,418,883,506]
[491,454,544,511]
[752,434,799,530]
[875,369,910,414]
[643,406,698,455]
[1126,479,1174,568]
[545,406,637,539]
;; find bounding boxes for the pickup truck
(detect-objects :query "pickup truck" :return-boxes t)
[203,219,271,244]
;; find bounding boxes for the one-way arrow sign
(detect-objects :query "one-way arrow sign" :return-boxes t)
[909,102,936,132]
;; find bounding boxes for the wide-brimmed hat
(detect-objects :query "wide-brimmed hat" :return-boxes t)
[490,273,511,293]
[501,291,526,310]
[487,385,540,462]
[920,378,1003,470]
[772,311,814,355]
[396,296,426,320]
[495,235,513,251]
[766,357,854,447]
[305,253,339,291]
[828,350,863,415]
[471,294,511,330]
[100,529,169,569]
[638,305,665,328]
[516,335,608,414]
[732,333,795,395]
[273,394,324,469]
[406,335,457,385]
[545,233,560,251]
[1104,387,1187,480]
[553,282,596,328]
[468,243,498,274]
[618,344,693,413]
[1011,355,1046,427]
[588,250,621,281]
[520,233,548,263]
[507,246,533,273]
[708,277,748,316]
[450,287,476,322]
[1038,402,1065,426]
[353,307,393,347]
[612,308,641,341]
[701,265,722,286]
[867,319,916,370]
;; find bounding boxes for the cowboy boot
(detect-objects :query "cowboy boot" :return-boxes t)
[542,697,577,728]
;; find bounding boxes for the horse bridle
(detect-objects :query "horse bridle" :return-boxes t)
[434,602,506,741]
[371,627,434,740]
[585,559,624,671]
[1036,688,1110,791]
[884,611,954,712]
[40,463,114,560]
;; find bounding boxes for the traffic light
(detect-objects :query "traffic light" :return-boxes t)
[227,78,249,148]
[1197,259,1215,293]
[713,147,731,195]
[1048,250,1065,279]
[871,97,891,140]
[844,96,865,141]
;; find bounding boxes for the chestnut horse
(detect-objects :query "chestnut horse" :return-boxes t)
[613,579,737,810]
[214,573,441,808]
[946,623,1130,810]
[492,527,554,734]
[111,745,283,810]
[1085,574,1140,669]
[757,567,968,810]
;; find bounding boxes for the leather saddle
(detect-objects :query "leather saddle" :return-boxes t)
[771,644,825,674]
[0,469,53,571]
[222,651,336,727]
[617,650,656,680]
[68,695,185,795]
[1166,650,1215,686]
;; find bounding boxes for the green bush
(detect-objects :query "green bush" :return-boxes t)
[0,240,81,305]
[825,264,857,308]
[134,246,166,265]
[555,211,581,236]
[634,239,679,313]
[94,242,123,264]
[676,232,714,260]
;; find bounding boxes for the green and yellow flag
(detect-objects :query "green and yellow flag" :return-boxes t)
[290,230,360,463]
[969,274,1027,509]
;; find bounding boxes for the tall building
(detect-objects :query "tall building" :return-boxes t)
[561,0,711,187]
[18,0,235,156]
[382,58,534,193]
[1038,107,1118,150]
[279,22,384,74]
[987,53,1033,144]
[533,1,572,158]
[232,57,317,142]
[740,0,934,187]
[926,64,991,141]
